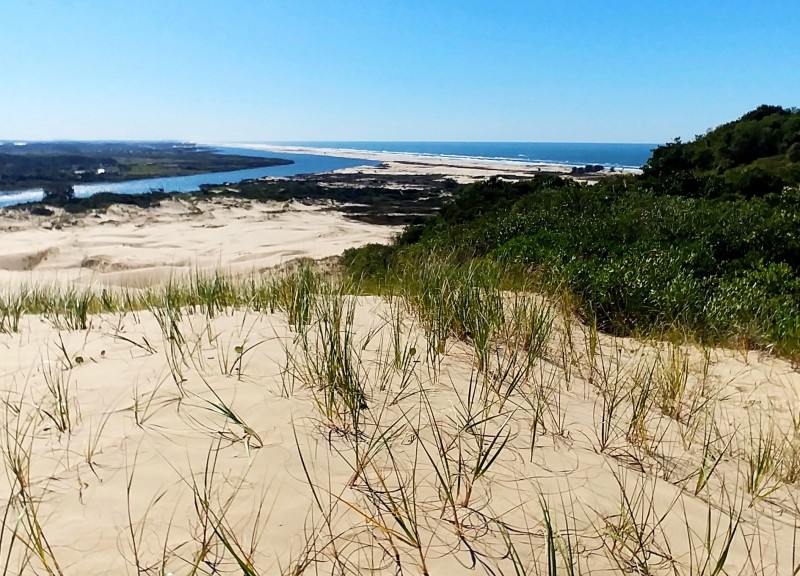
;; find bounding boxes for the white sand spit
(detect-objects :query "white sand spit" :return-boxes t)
[214,143,641,184]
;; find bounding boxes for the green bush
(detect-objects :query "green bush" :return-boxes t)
[345,174,800,357]
[342,243,396,284]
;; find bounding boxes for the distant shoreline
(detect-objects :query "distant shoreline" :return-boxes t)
[214,142,650,172]
[0,142,645,210]
[215,143,644,183]
[0,150,376,208]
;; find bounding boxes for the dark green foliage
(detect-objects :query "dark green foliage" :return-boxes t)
[29,206,54,216]
[342,243,397,285]
[38,190,170,212]
[345,171,800,356]
[42,183,75,203]
[641,105,800,198]
[217,178,449,213]
[787,142,800,163]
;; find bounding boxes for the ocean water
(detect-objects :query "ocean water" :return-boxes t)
[269,141,657,169]
[0,152,378,208]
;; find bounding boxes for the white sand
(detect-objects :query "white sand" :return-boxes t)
[0,291,798,574]
[0,196,398,288]
[214,143,641,184]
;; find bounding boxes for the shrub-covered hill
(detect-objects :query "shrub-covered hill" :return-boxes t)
[344,107,800,358]
[641,104,800,198]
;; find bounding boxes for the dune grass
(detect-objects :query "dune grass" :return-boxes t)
[0,260,797,574]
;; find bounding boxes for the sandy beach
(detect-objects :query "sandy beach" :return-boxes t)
[216,143,641,184]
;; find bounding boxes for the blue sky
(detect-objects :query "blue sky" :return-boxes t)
[1,0,797,143]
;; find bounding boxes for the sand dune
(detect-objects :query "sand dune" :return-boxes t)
[0,197,398,288]
[0,283,798,574]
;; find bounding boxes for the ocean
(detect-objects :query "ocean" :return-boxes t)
[266,141,657,170]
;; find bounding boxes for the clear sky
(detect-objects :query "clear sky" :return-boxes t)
[1,0,797,143]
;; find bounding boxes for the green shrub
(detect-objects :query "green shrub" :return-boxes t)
[344,166,800,356]
[342,243,396,284]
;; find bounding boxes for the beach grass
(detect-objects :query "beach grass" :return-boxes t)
[0,262,797,574]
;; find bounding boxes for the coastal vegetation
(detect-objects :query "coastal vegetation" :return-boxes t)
[344,106,800,359]
[641,105,800,198]
[11,172,459,225]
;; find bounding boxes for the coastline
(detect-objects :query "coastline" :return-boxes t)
[0,142,647,288]
[213,143,644,183]
[0,144,644,210]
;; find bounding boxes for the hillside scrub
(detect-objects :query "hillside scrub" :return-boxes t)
[641,105,800,198]
[344,175,800,357]
[344,106,800,357]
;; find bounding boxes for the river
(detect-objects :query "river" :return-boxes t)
[0,149,377,208]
